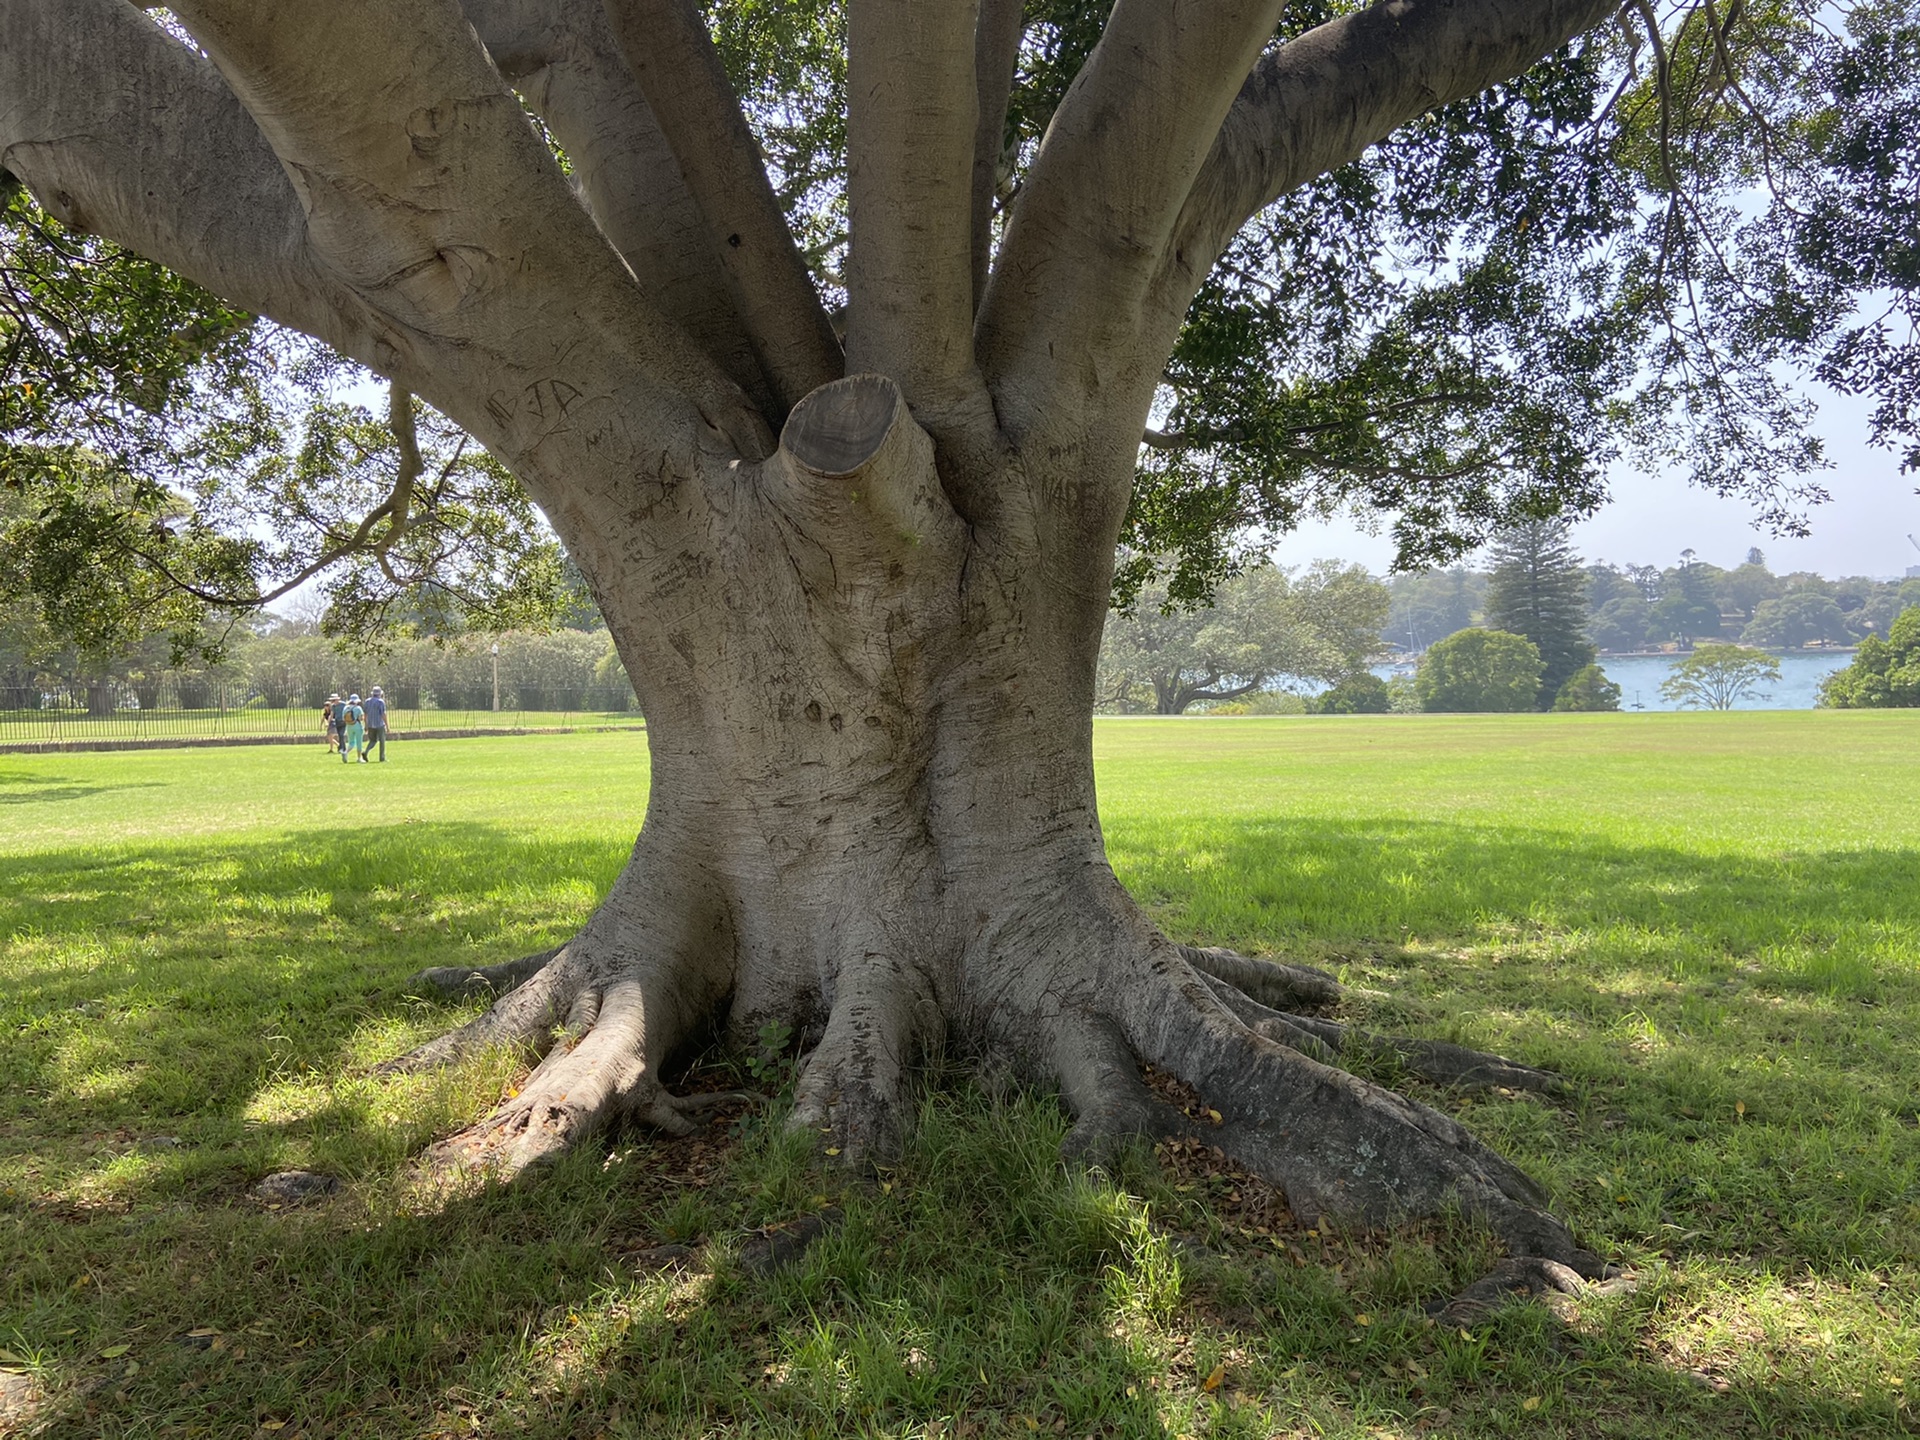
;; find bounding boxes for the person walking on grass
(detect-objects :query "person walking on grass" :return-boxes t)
[341,694,366,763]
[361,685,388,762]
[321,693,344,754]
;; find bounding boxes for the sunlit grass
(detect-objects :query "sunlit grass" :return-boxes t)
[1,715,1917,1437]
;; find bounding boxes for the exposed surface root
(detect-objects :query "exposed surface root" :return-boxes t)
[1279,1011,1568,1096]
[375,946,581,1076]
[1429,1255,1634,1328]
[789,957,940,1166]
[376,884,1601,1314]
[1196,972,1566,1096]
[737,1207,844,1277]
[405,945,560,999]
[421,976,747,1179]
[1144,1116,1626,1329]
[1180,944,1343,1011]
[1121,949,1603,1279]
[1054,1016,1181,1168]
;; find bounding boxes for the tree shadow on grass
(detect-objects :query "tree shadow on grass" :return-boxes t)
[1108,812,1920,977]
[3,818,1918,1437]
[10,1092,1912,1440]
[0,767,169,804]
[0,824,626,1178]
[1112,813,1920,1070]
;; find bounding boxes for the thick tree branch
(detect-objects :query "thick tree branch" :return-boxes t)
[1174,678,1263,710]
[1142,424,1251,452]
[600,0,844,418]
[126,382,456,610]
[1141,392,1495,450]
[969,0,1026,314]
[0,0,376,368]
[461,0,775,412]
[976,0,1286,439]
[168,0,772,465]
[377,380,424,562]
[1172,0,1622,281]
[844,0,986,416]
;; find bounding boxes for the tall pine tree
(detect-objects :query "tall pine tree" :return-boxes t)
[1484,519,1597,709]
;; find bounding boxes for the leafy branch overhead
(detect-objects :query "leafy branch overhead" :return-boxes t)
[0,178,579,662]
[2,0,1916,649]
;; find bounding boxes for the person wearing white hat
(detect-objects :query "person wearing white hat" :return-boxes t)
[361,685,389,762]
[320,692,344,754]
[341,694,366,763]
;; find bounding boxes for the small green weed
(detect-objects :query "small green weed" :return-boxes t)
[744,1020,798,1095]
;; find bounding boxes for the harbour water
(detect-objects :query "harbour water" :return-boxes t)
[1372,649,1855,711]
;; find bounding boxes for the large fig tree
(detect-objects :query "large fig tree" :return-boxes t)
[3,0,1907,1285]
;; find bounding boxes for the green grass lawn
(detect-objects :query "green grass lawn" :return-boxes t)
[2,714,1917,1438]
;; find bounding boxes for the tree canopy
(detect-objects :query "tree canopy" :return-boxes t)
[1820,606,1920,706]
[1742,590,1855,648]
[1415,627,1543,712]
[1314,671,1393,713]
[1660,643,1783,709]
[1097,561,1386,714]
[1552,661,1622,710]
[1482,516,1595,707]
[5,0,1918,647]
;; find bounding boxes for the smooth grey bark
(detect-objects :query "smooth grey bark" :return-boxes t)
[844,0,980,416]
[461,0,777,409]
[2,0,1622,1279]
[600,0,844,416]
[969,0,1025,313]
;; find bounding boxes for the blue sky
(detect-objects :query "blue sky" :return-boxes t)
[1270,382,1920,579]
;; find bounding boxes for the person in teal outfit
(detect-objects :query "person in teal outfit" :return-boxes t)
[341,694,366,763]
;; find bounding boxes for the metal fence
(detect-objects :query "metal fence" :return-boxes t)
[0,678,645,746]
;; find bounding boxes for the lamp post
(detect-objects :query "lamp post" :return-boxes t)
[491,642,500,712]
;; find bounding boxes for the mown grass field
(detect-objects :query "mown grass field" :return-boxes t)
[2,713,1917,1438]
[0,707,645,748]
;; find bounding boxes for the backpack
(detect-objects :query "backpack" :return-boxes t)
[345,703,364,725]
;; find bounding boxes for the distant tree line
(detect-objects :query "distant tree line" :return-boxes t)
[1101,522,1920,718]
[241,631,638,713]
[0,618,638,716]
[1390,541,1920,658]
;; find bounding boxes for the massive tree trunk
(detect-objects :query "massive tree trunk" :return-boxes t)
[393,367,1593,1270]
[0,0,1622,1281]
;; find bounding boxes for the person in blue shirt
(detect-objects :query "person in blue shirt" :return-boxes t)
[361,686,389,762]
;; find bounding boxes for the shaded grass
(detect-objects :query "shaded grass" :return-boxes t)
[3,715,1918,1437]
